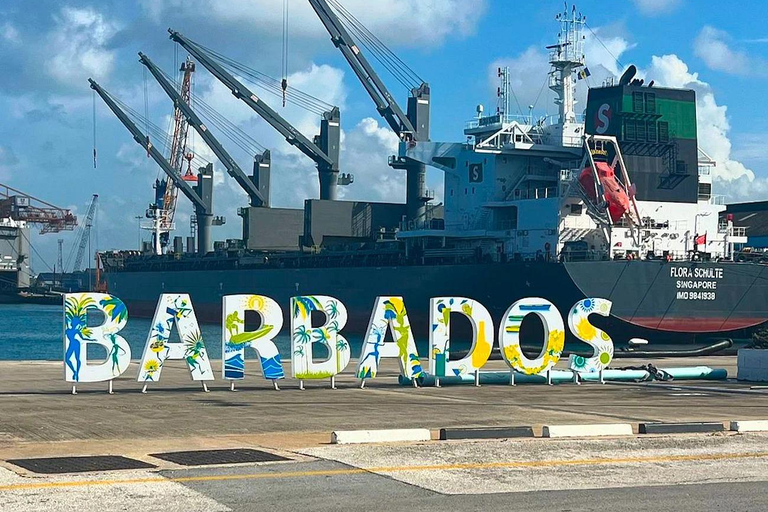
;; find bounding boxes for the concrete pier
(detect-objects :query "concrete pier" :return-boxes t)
[0,356,764,456]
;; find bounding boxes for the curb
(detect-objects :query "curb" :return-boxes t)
[730,420,768,432]
[543,423,633,438]
[639,422,725,434]
[439,426,535,441]
[328,419,768,445]
[331,429,432,445]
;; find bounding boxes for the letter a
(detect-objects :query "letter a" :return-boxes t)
[357,297,423,381]
[138,294,213,385]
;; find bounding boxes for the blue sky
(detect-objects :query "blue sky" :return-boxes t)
[0,0,766,272]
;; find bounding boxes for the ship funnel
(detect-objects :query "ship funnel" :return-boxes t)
[619,65,637,86]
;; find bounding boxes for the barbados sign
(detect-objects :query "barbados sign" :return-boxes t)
[63,293,614,392]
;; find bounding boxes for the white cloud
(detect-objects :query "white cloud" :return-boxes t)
[633,0,683,16]
[1,22,20,45]
[46,8,118,87]
[141,0,486,47]
[694,26,765,76]
[340,117,404,203]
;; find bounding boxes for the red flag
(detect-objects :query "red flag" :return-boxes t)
[695,233,707,246]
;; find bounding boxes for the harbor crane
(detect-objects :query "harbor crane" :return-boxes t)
[169,30,352,201]
[0,183,77,234]
[308,0,431,222]
[152,56,196,253]
[138,52,268,207]
[70,194,98,273]
[89,79,223,254]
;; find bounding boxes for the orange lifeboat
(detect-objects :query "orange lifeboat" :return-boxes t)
[578,161,631,224]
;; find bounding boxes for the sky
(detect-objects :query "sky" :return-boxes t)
[1,0,767,273]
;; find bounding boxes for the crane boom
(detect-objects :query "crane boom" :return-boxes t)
[88,79,207,211]
[308,0,431,222]
[170,30,331,164]
[308,0,417,138]
[157,57,194,244]
[168,29,345,200]
[139,52,267,207]
[72,194,98,272]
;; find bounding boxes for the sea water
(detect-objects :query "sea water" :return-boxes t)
[0,304,434,361]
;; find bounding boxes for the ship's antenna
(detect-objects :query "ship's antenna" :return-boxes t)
[547,3,586,145]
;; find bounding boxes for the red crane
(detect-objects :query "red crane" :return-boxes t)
[153,58,196,249]
[0,183,77,234]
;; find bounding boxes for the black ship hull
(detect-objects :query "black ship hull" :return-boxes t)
[103,259,768,344]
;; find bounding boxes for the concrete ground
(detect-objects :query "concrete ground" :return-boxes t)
[0,435,767,511]
[0,356,766,510]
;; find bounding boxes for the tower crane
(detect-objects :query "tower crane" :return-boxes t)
[70,194,98,273]
[89,79,223,254]
[138,52,267,207]
[308,0,431,222]
[169,30,353,201]
[150,56,196,254]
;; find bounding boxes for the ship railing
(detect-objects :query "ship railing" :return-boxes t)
[709,195,726,205]
[511,187,559,200]
[465,113,585,131]
[719,224,747,237]
[466,114,533,130]
[559,250,609,262]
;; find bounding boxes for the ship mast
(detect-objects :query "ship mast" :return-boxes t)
[547,4,586,146]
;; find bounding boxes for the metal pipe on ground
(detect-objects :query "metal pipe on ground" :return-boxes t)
[399,366,728,387]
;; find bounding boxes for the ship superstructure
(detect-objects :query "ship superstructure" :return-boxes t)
[399,5,745,266]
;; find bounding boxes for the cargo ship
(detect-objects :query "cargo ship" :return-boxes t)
[99,4,766,344]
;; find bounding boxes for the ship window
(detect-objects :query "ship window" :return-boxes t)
[450,189,454,197]
[465,188,468,195]
[632,91,644,113]
[644,93,656,113]
[625,119,636,141]
[570,204,583,215]
[698,183,712,200]
[647,122,658,142]
[472,187,476,194]
[636,121,647,142]
[659,122,670,142]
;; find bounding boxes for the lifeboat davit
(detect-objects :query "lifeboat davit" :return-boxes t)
[578,161,631,224]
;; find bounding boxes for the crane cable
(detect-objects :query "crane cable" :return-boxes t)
[282,0,289,107]
[106,90,213,169]
[143,66,151,158]
[92,90,97,169]
[196,42,333,115]
[327,0,423,90]
[156,66,268,157]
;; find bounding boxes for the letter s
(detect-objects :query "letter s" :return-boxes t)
[568,298,614,374]
[596,104,611,134]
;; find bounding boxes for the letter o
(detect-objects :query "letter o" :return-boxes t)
[499,297,565,375]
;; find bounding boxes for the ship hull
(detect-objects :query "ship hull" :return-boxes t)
[103,259,768,343]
